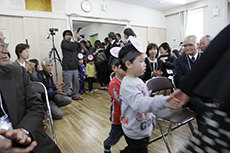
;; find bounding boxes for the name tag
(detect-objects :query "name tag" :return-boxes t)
[166,69,173,74]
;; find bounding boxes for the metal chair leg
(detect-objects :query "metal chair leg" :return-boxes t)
[188,121,195,136]
[167,124,172,134]
[156,119,172,153]
[48,110,57,144]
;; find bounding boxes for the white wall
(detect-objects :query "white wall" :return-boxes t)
[68,0,166,28]
[165,0,229,48]
[0,0,167,82]
[77,23,125,42]
[165,14,181,49]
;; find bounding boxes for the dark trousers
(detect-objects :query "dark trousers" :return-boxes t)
[121,135,149,153]
[96,63,109,87]
[79,78,85,93]
[104,124,123,151]
[185,96,206,132]
[88,77,94,92]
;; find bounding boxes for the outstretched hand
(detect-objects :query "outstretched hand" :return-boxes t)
[0,139,37,153]
[0,129,31,145]
[166,89,190,111]
[0,129,37,153]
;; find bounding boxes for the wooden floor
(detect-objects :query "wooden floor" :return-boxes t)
[52,85,197,153]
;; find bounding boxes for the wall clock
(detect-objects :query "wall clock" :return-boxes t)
[81,0,92,13]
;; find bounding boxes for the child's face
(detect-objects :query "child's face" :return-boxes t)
[128,54,146,77]
[89,60,94,64]
[113,65,126,79]
[79,59,84,65]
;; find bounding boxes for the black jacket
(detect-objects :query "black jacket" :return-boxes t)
[0,64,61,153]
[180,24,230,112]
[142,57,160,82]
[174,52,202,87]
[158,54,176,77]
[104,41,119,60]
[61,39,79,70]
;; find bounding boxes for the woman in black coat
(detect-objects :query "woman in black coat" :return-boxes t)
[141,43,162,82]
[158,42,176,77]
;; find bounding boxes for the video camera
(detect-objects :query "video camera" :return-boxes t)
[49,28,58,35]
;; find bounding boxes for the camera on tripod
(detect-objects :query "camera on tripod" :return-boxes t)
[47,27,62,82]
[49,28,59,35]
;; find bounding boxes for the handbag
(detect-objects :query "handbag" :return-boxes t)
[94,52,108,66]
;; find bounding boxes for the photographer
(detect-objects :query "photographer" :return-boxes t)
[61,30,82,100]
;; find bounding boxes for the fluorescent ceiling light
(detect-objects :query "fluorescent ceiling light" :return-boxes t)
[167,0,187,4]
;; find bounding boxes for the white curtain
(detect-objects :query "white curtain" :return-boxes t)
[179,10,188,41]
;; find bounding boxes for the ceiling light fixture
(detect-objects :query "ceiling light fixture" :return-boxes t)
[167,0,187,4]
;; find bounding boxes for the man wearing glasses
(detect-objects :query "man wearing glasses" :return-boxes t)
[174,35,206,132]
[0,31,61,153]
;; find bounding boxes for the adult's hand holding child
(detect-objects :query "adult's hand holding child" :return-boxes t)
[166,89,190,111]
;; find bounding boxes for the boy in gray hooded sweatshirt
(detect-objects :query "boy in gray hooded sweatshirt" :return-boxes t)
[119,36,178,153]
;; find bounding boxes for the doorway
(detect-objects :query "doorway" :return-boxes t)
[72,21,126,44]
[90,33,98,47]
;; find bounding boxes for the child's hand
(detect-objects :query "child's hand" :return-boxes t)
[94,76,97,79]
[83,76,86,79]
[166,89,190,111]
[78,78,80,80]
[168,97,181,110]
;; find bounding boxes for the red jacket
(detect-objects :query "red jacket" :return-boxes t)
[108,76,121,125]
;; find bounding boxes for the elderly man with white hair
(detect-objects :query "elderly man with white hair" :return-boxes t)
[174,35,206,132]
[37,58,72,120]
[199,35,212,52]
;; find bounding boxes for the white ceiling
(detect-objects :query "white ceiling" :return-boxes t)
[111,0,199,11]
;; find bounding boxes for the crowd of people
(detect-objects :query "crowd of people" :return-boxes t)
[0,22,229,153]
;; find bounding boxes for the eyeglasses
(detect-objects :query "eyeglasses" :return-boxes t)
[0,43,9,50]
[0,36,6,41]
[183,43,195,48]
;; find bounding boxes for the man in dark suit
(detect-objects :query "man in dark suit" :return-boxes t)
[0,32,61,153]
[105,32,119,59]
[104,32,120,86]
[174,35,202,87]
[174,35,205,131]
[168,24,230,153]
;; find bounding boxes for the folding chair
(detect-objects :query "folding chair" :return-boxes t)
[32,81,57,144]
[146,77,196,153]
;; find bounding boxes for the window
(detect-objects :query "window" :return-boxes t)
[186,8,204,40]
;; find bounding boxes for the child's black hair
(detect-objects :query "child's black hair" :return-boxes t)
[109,56,119,67]
[118,43,141,71]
